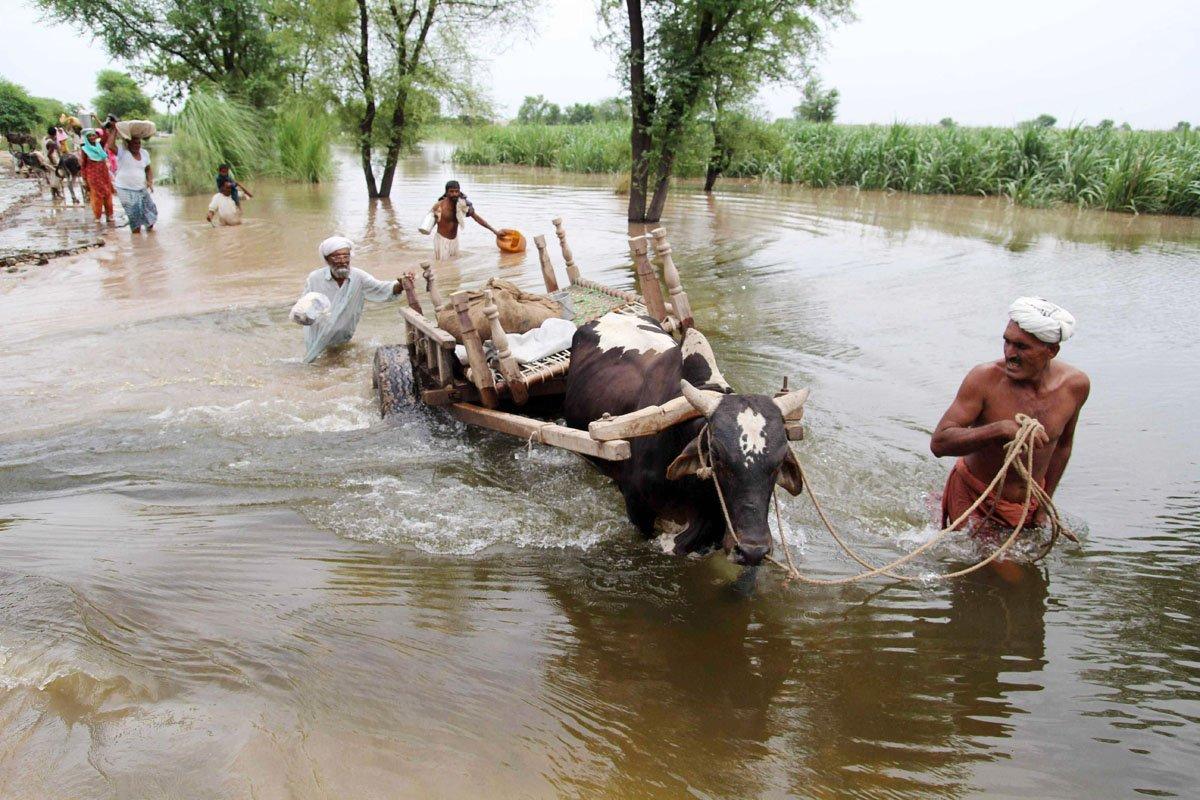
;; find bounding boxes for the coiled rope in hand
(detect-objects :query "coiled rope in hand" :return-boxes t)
[698,414,1076,585]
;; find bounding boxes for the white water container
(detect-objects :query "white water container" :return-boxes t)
[418,211,436,235]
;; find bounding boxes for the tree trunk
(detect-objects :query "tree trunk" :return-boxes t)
[356,0,379,199]
[704,161,720,193]
[704,117,723,193]
[626,0,651,222]
[645,152,675,222]
[377,86,409,198]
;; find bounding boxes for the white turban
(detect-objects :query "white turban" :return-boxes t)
[1009,296,1076,344]
[318,236,354,260]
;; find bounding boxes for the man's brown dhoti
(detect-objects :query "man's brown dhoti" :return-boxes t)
[941,458,1042,531]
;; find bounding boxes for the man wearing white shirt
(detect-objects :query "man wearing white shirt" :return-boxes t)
[298,236,405,363]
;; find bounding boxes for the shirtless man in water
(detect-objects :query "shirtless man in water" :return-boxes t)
[430,180,499,260]
[931,297,1090,530]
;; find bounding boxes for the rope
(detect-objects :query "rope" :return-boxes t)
[698,414,1076,585]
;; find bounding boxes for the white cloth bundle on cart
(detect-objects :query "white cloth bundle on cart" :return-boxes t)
[456,316,577,365]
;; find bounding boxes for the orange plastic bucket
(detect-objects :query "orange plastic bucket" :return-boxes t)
[496,229,526,253]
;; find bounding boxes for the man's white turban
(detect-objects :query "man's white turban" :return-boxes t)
[1009,297,1076,344]
[318,235,354,260]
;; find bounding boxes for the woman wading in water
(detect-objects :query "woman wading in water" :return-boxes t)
[79,129,115,226]
[112,136,156,233]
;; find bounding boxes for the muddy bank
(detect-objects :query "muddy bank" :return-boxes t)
[0,154,105,270]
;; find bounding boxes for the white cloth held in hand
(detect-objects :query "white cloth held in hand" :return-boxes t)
[290,292,331,326]
[1009,296,1076,344]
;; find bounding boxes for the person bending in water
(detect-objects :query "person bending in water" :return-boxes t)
[206,178,242,226]
[298,236,406,363]
[430,180,499,260]
[931,297,1089,532]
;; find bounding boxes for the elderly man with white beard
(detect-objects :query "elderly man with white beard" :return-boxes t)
[931,297,1090,534]
[293,236,406,363]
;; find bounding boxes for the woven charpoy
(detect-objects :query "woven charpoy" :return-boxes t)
[486,290,655,389]
[566,284,637,324]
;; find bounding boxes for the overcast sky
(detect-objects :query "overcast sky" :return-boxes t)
[2,0,1196,128]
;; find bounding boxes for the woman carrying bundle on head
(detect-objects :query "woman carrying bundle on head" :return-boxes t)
[79,129,115,226]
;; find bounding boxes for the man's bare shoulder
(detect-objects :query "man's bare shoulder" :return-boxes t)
[1054,360,1091,401]
[963,360,1008,389]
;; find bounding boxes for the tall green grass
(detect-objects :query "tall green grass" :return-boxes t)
[166,91,334,194]
[168,92,271,194]
[450,121,1200,216]
[276,104,334,184]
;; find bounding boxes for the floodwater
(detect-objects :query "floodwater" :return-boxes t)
[1,144,1198,799]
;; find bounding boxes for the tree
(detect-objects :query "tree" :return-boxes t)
[34,0,285,107]
[794,78,839,123]
[0,79,40,133]
[1029,114,1056,128]
[1174,121,1191,132]
[564,102,596,124]
[1096,119,1114,131]
[93,70,154,118]
[594,96,630,122]
[517,95,562,124]
[939,117,956,128]
[334,0,531,198]
[703,95,767,193]
[600,0,852,222]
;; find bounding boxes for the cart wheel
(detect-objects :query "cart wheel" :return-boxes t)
[373,345,417,417]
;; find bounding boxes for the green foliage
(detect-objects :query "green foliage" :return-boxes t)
[448,120,1200,217]
[511,96,629,126]
[599,0,852,217]
[1175,121,1192,132]
[29,94,73,130]
[0,79,40,132]
[517,95,561,125]
[168,92,271,194]
[166,91,333,193]
[794,79,840,123]
[93,70,154,119]
[276,103,334,183]
[939,117,956,128]
[1025,114,1057,128]
[34,0,285,107]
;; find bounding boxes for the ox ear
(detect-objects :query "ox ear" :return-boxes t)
[776,447,804,496]
[666,436,703,480]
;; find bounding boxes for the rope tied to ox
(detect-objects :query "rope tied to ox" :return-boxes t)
[696,414,1076,585]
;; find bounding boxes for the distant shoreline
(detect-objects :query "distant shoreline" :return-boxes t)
[441,121,1200,218]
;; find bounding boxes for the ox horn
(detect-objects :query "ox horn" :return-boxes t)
[680,379,722,418]
[773,388,810,419]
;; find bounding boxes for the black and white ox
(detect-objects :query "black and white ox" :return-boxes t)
[564,312,806,567]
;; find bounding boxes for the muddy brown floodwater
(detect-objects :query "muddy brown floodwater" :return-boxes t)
[1,144,1198,799]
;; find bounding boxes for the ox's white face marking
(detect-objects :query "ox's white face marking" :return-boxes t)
[680,329,730,389]
[735,407,767,465]
[593,312,676,356]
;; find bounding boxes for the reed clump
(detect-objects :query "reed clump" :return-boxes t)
[166,91,335,194]
[449,120,1200,216]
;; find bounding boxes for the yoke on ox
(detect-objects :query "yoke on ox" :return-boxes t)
[379,220,809,568]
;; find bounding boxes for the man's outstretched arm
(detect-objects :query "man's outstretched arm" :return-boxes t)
[468,208,499,236]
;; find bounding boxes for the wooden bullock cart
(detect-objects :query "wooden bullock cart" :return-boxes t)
[373,219,805,459]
